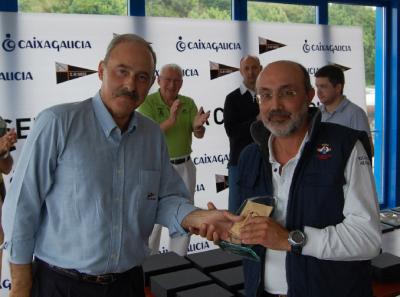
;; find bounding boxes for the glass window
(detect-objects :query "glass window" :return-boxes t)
[329,4,382,202]
[18,0,127,15]
[146,0,231,20]
[329,4,376,129]
[248,1,315,24]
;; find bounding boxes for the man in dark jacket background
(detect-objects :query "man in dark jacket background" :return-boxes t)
[223,55,262,212]
[235,60,381,297]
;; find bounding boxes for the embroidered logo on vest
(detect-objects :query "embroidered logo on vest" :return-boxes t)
[316,143,332,160]
[147,192,156,200]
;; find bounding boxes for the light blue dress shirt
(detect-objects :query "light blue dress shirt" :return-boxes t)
[2,92,196,274]
[320,96,371,137]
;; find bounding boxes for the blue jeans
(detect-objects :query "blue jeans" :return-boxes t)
[228,165,241,213]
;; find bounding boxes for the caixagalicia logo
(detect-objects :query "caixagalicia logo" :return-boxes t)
[0,71,33,81]
[176,36,241,53]
[155,67,199,78]
[307,63,351,75]
[303,39,352,54]
[2,33,92,53]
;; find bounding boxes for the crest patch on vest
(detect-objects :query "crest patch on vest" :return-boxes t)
[147,192,156,200]
[316,143,332,160]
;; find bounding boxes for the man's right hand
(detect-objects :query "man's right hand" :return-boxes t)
[182,202,243,243]
[169,99,181,123]
[9,263,32,297]
[160,99,181,132]
[0,129,17,156]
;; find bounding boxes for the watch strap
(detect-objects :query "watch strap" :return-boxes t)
[290,244,303,256]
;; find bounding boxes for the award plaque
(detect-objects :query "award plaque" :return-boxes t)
[218,195,275,262]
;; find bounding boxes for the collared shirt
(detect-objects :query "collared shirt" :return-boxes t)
[224,84,259,166]
[320,96,371,137]
[138,90,197,159]
[2,92,196,275]
[264,134,380,294]
[239,83,256,98]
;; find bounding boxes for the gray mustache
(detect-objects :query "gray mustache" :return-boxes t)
[114,89,139,101]
[268,110,291,118]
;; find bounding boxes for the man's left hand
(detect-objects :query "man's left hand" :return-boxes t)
[193,107,210,131]
[240,216,291,251]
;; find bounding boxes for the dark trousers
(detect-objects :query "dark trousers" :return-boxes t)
[31,259,145,297]
[260,291,287,297]
[228,165,241,212]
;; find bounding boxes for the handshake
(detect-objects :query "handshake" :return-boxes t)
[219,196,275,261]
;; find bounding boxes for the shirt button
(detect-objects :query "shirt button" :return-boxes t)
[274,168,278,172]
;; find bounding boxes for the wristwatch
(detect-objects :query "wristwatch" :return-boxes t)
[288,230,307,255]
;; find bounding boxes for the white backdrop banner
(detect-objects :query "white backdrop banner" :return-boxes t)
[0,11,366,294]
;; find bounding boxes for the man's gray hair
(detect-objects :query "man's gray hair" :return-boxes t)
[103,33,157,71]
[159,63,183,78]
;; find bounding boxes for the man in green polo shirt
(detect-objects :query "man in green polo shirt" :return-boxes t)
[0,116,17,279]
[138,63,210,256]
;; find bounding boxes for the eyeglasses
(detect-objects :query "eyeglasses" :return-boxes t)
[255,89,297,105]
[159,76,182,84]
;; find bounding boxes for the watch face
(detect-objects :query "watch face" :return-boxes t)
[292,231,304,244]
[289,230,306,246]
[289,230,306,255]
